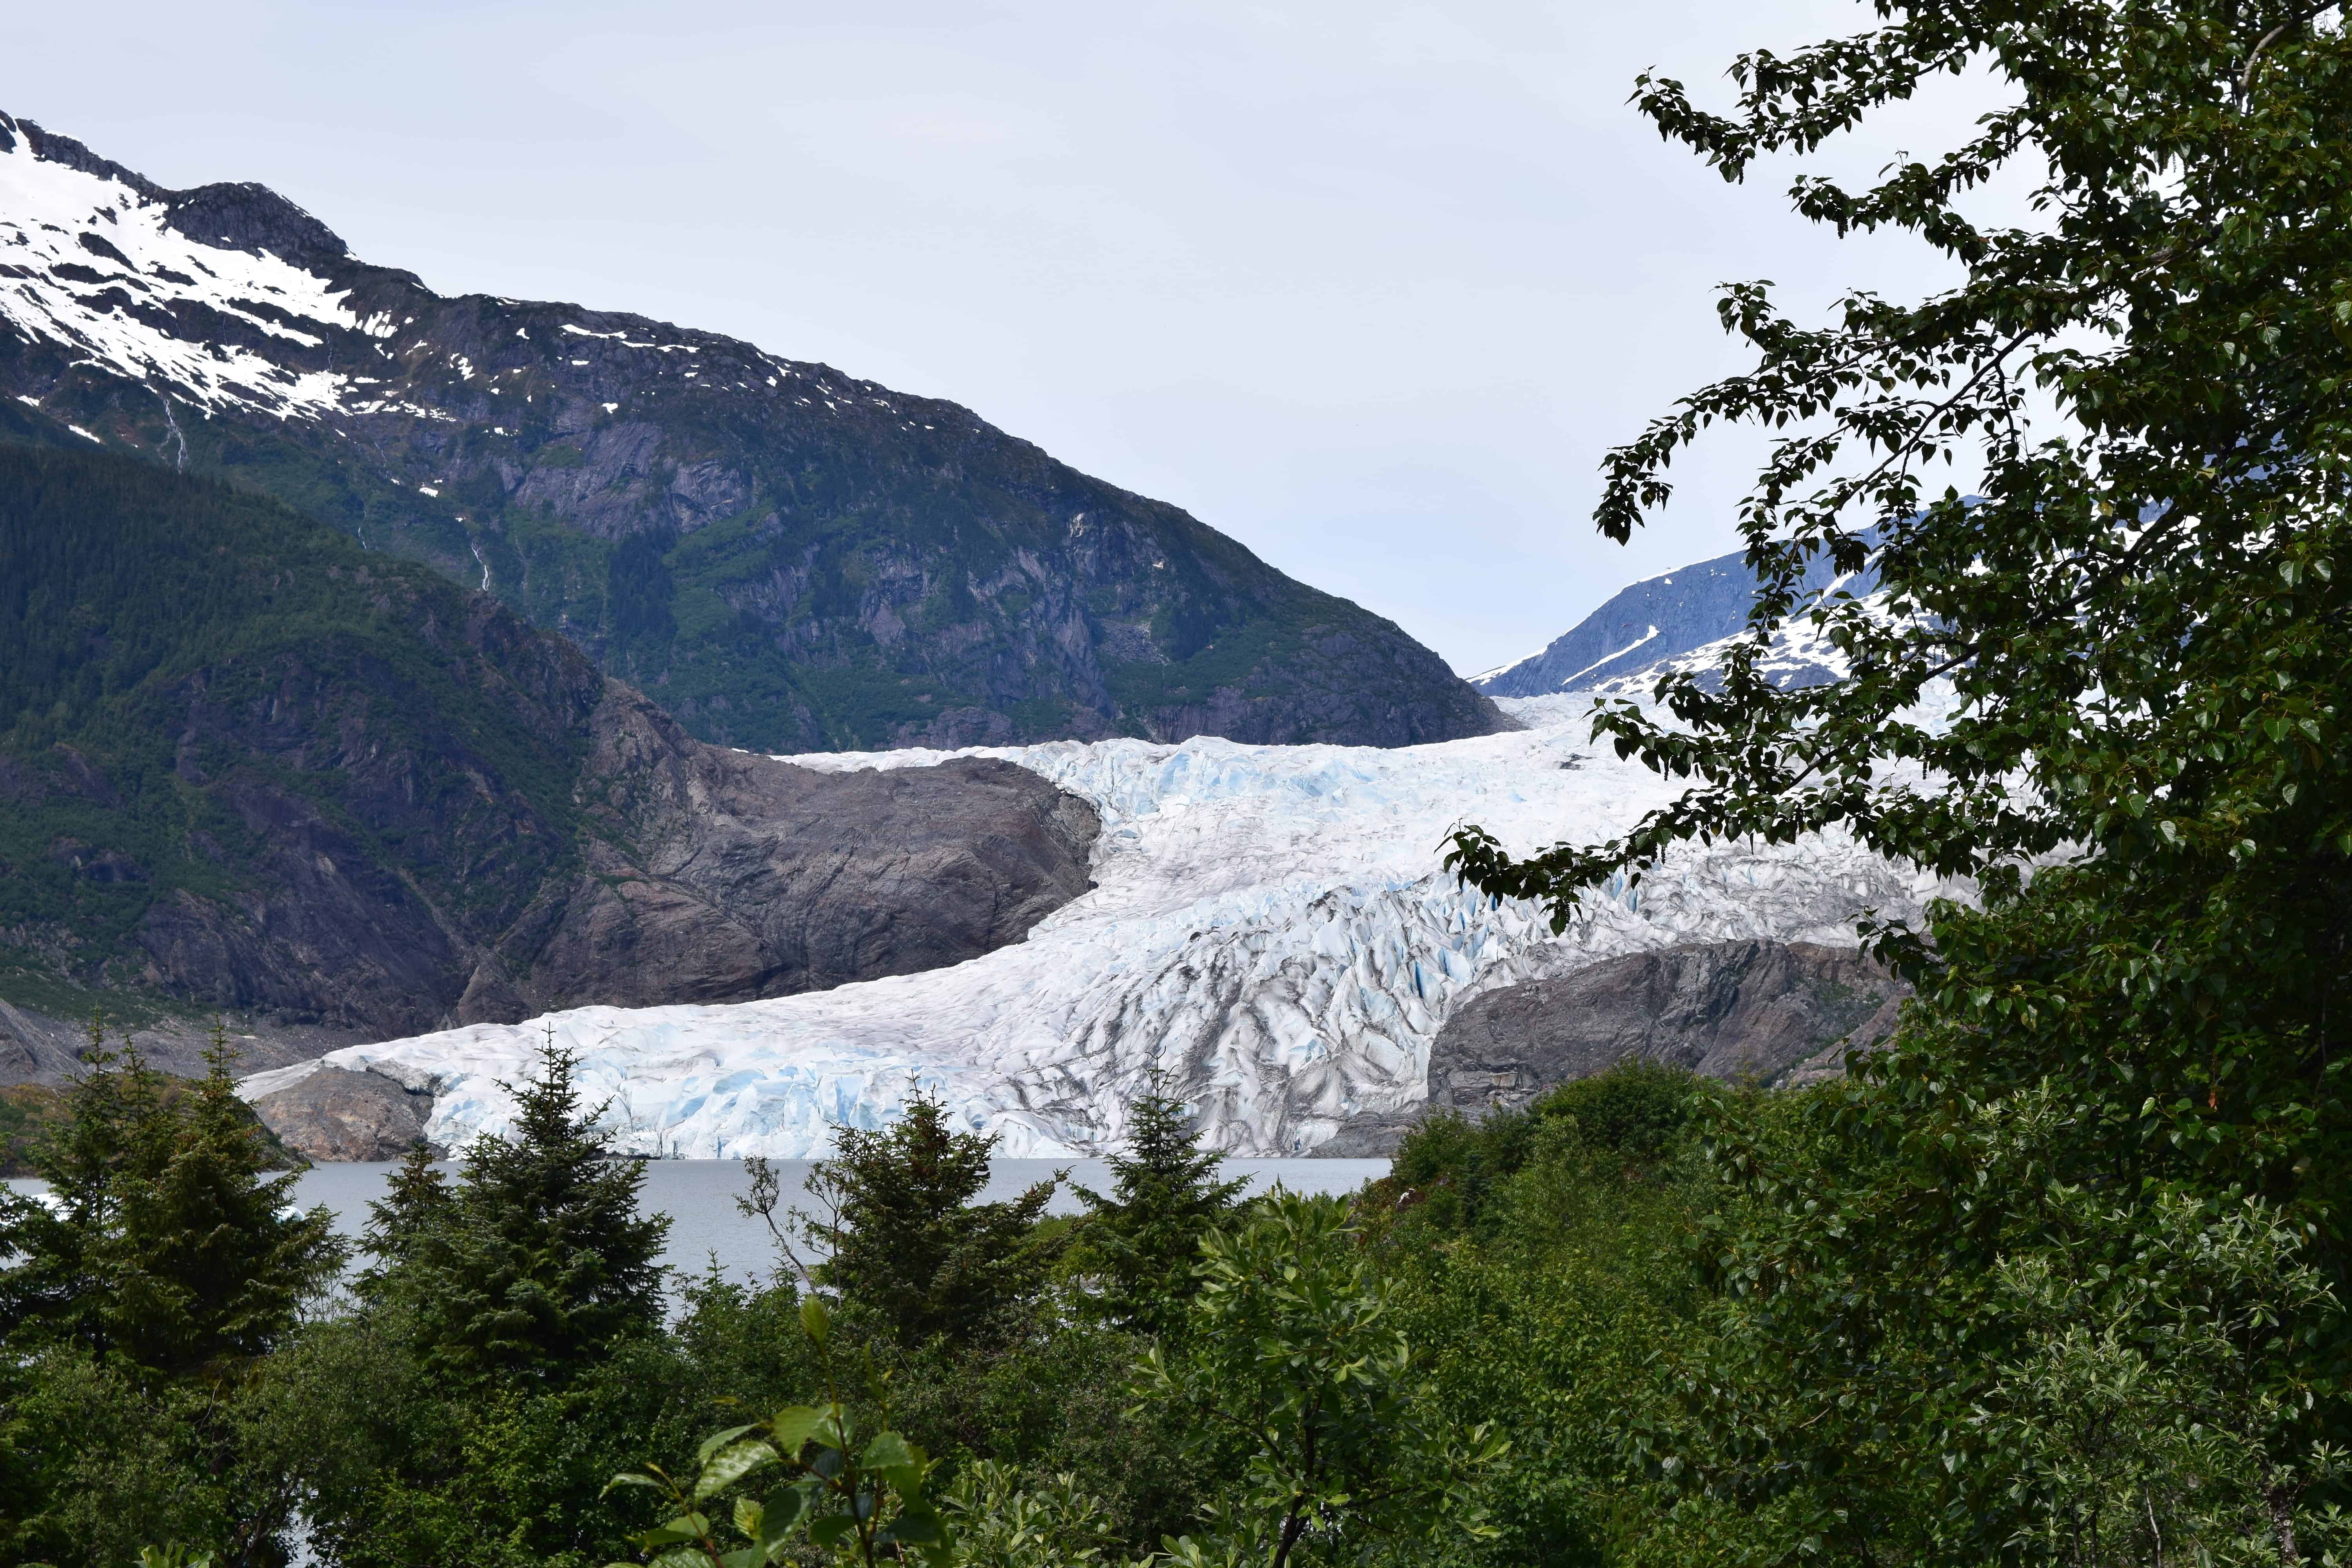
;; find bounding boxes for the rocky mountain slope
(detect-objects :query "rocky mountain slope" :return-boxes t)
[1474,541,1876,697]
[0,111,1503,753]
[1427,938,1906,1100]
[0,441,1097,1069]
[260,692,1965,1159]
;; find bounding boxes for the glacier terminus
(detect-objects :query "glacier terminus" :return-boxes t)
[240,695,1965,1158]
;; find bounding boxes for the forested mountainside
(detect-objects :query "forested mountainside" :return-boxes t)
[0,441,1097,1053]
[0,113,1504,752]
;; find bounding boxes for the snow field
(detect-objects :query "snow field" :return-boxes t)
[0,124,388,419]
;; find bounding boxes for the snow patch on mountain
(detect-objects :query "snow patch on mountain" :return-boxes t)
[0,125,382,419]
[1581,588,1887,697]
[281,698,1962,1159]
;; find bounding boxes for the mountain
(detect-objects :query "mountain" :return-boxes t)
[0,440,1100,1065]
[0,112,1504,752]
[260,695,1967,1159]
[1474,541,1873,697]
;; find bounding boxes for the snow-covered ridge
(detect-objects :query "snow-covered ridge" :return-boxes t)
[287,699,1964,1159]
[1583,587,1887,697]
[0,123,384,418]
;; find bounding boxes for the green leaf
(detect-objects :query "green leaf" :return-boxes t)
[637,1514,711,1549]
[860,1430,916,1467]
[695,1438,779,1501]
[799,1293,830,1346]
[695,1423,761,1465]
[759,1482,817,1552]
[769,1405,826,1455]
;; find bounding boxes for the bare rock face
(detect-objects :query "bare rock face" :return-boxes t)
[247,1065,435,1162]
[1316,940,1908,1156]
[1432,940,1908,1110]
[463,684,1102,1018]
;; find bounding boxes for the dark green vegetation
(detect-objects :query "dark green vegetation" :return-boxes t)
[0,1082,65,1176]
[0,1020,345,1565]
[0,115,1501,753]
[9,1,2352,1563]
[0,437,601,1033]
[1435,0,2352,1561]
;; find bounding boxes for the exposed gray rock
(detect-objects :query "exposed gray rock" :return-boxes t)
[0,995,367,1087]
[475,683,1102,1016]
[1315,939,1909,1156]
[248,1064,436,1162]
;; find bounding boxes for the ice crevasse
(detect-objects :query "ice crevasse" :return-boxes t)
[260,696,1964,1158]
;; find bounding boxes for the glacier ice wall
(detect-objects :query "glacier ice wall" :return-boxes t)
[281,699,1964,1157]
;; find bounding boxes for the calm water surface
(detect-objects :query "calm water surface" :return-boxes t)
[9,1158,1389,1285]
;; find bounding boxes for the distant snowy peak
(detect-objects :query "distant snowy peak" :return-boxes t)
[1479,543,1877,697]
[0,112,807,429]
[0,114,383,419]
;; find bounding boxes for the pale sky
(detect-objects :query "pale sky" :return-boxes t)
[9,1,2007,676]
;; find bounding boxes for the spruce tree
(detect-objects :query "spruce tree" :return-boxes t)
[357,1136,454,1298]
[801,1089,1060,1345]
[392,1031,669,1379]
[100,1024,343,1374]
[1074,1078,1245,1334]
[0,1013,157,1356]
[0,1016,338,1374]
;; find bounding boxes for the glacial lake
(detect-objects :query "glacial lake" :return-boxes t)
[7,1157,1391,1287]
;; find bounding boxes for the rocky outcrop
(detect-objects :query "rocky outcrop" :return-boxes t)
[245,1063,436,1161]
[0,998,360,1087]
[463,683,1100,1019]
[1316,940,1909,1155]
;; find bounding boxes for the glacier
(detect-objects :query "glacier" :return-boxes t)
[240,696,1965,1158]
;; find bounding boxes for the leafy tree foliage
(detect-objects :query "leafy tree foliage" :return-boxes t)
[1442,0,2352,1219]
[1140,1191,1509,1568]
[1436,5,2352,1562]
[604,1295,954,1568]
[1391,1059,1699,1232]
[1073,1079,1245,1334]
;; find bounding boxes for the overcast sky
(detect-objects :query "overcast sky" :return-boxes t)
[10,1,2008,676]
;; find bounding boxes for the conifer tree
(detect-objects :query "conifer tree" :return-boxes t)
[1074,1078,1245,1334]
[389,1031,669,1379]
[0,1016,338,1374]
[100,1024,343,1374]
[0,1013,158,1356]
[356,1137,454,1298]
[800,1089,1060,1345]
